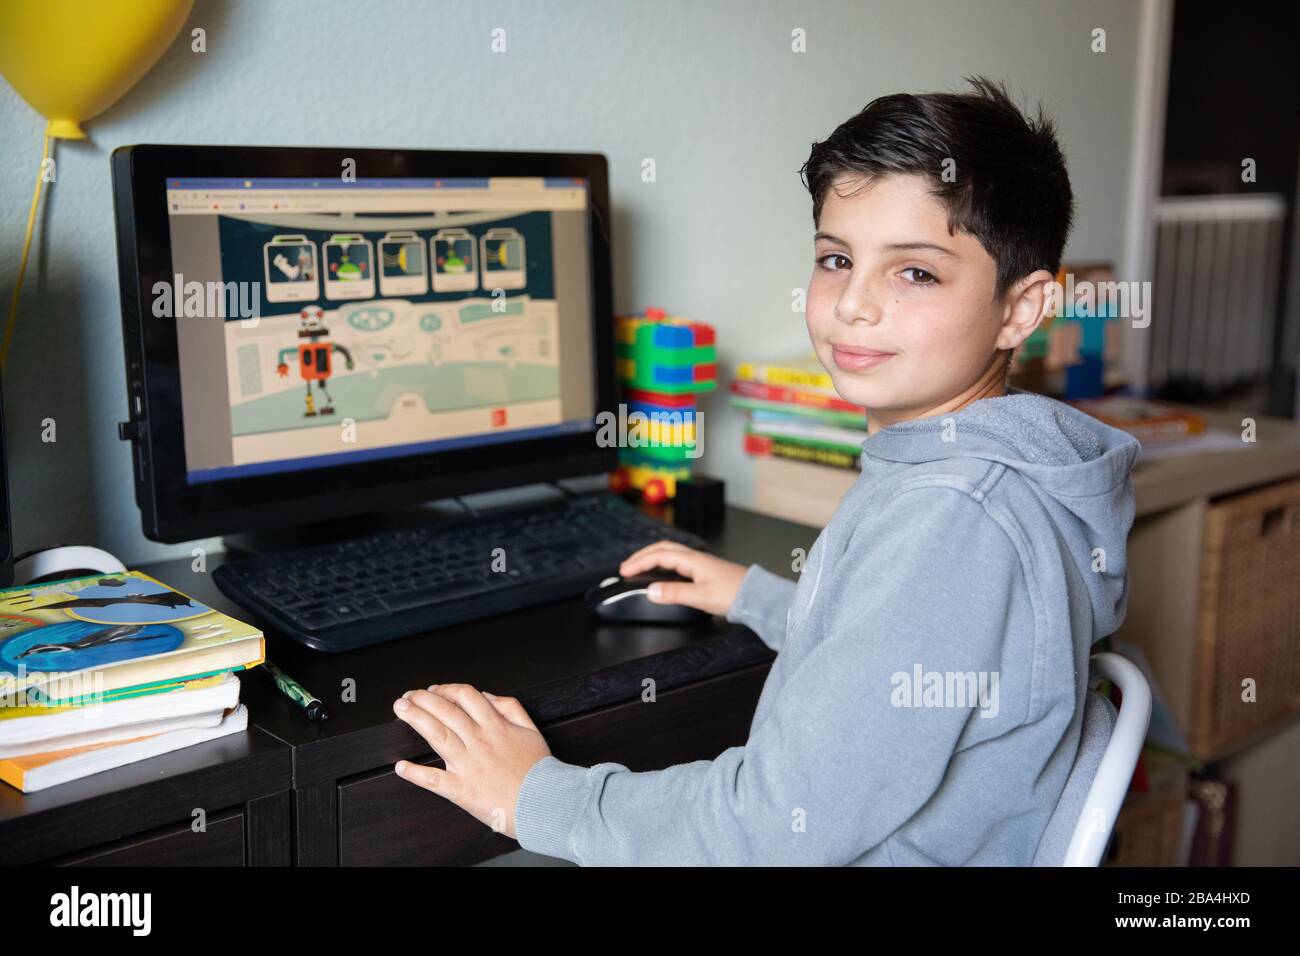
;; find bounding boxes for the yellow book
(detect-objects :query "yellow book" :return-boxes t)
[0,571,263,707]
[736,352,835,393]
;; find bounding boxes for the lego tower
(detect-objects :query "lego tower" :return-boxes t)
[610,306,717,504]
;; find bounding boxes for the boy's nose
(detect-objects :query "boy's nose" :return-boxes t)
[834,287,884,325]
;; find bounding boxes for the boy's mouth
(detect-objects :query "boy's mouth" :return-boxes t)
[830,344,895,372]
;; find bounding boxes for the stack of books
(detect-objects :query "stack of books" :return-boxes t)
[0,570,264,793]
[733,353,869,471]
[732,353,864,527]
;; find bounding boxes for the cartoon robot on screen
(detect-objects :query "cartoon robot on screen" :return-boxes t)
[274,306,355,416]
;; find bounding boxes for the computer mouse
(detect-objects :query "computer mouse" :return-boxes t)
[584,568,712,624]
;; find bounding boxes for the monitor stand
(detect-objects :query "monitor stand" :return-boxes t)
[221,475,611,559]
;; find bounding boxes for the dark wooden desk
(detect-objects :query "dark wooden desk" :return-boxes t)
[3,503,816,866]
[0,727,291,866]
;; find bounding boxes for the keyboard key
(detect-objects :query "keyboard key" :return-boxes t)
[385,579,497,613]
[355,598,388,617]
[330,603,363,622]
[296,609,338,631]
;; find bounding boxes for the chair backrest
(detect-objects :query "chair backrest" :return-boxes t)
[1033,686,1116,865]
[1033,651,1153,866]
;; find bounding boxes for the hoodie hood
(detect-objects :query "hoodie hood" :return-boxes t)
[859,387,1141,641]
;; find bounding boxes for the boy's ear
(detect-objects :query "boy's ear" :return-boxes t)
[996,269,1056,351]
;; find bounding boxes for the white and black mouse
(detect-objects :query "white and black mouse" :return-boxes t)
[584,568,712,624]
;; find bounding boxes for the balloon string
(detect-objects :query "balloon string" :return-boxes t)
[1,131,52,371]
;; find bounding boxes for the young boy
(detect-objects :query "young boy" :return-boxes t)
[391,76,1140,865]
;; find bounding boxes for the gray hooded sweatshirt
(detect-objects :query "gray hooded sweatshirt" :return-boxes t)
[514,387,1140,865]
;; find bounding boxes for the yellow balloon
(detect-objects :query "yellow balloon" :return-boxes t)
[0,0,194,139]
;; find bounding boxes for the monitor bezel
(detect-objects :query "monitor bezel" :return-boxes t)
[112,144,618,544]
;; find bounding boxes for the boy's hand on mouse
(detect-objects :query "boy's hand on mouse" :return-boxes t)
[618,541,748,616]
[392,683,551,840]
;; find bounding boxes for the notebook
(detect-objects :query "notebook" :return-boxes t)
[0,704,249,793]
[0,671,240,758]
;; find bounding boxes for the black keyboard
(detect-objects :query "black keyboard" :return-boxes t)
[213,493,709,652]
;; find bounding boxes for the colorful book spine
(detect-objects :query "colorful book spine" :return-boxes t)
[729,395,867,428]
[748,409,869,447]
[729,377,864,414]
[744,430,862,471]
[735,357,835,393]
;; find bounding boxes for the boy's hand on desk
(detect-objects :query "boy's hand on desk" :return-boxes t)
[619,541,748,617]
[392,684,551,839]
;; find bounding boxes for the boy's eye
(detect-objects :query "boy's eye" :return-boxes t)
[817,253,851,271]
[900,267,939,286]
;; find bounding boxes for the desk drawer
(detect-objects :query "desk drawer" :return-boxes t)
[46,808,245,866]
[338,663,770,865]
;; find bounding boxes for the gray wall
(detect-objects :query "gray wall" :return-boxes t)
[0,0,1140,565]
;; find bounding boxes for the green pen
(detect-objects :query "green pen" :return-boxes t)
[261,659,329,720]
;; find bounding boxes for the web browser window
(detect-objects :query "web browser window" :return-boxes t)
[161,176,596,484]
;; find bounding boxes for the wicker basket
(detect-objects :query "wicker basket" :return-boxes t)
[1192,478,1300,757]
[1105,776,1187,867]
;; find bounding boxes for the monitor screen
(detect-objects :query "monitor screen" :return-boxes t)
[161,176,597,484]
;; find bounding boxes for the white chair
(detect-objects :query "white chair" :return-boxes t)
[1033,651,1153,867]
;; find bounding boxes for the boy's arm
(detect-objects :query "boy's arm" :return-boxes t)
[723,563,797,652]
[514,487,1026,865]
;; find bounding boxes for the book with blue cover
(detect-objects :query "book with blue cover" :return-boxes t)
[0,570,264,707]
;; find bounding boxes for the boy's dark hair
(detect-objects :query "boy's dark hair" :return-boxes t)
[799,76,1074,298]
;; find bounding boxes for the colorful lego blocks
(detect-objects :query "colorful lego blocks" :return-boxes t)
[610,307,717,504]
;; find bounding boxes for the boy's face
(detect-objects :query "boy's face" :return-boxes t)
[807,172,1040,430]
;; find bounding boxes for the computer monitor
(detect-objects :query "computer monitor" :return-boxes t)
[112,146,617,543]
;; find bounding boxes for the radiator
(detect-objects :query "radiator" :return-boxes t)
[1148,194,1287,391]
